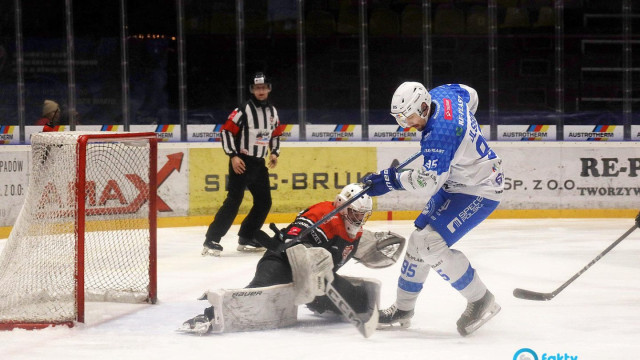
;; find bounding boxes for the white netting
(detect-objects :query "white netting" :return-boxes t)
[0,132,155,325]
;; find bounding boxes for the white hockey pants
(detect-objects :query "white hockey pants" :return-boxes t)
[395,225,487,311]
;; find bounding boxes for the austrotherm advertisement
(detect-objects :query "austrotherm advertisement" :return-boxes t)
[1,141,639,231]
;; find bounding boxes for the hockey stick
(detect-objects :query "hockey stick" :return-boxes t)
[293,150,423,242]
[513,214,639,301]
[325,282,378,338]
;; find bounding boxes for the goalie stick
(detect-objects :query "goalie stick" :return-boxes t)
[293,150,423,242]
[325,281,379,338]
[513,213,639,301]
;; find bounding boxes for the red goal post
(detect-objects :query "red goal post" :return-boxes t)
[0,132,157,330]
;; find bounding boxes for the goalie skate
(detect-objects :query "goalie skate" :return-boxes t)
[456,290,501,336]
[178,314,213,335]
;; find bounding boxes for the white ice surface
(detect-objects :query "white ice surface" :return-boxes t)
[1,218,639,360]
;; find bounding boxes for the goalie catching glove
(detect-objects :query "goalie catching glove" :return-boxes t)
[353,230,406,269]
[256,226,406,271]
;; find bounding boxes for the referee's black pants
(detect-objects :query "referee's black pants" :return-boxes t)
[206,155,272,243]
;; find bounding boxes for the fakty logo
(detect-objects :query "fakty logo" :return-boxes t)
[514,348,578,360]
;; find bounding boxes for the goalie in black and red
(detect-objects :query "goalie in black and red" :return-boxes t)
[179,183,406,336]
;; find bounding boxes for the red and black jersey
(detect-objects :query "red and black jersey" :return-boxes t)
[283,201,361,270]
[220,98,285,159]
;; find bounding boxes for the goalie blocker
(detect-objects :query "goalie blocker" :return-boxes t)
[178,230,404,336]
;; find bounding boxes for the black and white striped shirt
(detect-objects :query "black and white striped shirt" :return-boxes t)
[220,98,283,159]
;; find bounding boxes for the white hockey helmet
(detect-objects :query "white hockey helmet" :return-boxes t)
[390,81,431,128]
[333,183,373,238]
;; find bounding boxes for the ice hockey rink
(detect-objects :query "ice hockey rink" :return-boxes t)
[1,218,639,360]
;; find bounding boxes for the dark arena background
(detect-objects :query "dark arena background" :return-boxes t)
[0,0,637,140]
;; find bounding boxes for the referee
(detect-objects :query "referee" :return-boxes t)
[203,72,285,256]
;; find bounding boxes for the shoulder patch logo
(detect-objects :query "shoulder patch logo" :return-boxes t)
[443,98,453,120]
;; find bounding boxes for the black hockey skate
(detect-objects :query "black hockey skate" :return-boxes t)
[377,304,414,329]
[456,290,501,336]
[237,237,266,252]
[202,239,223,257]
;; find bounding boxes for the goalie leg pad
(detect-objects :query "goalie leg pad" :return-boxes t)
[286,244,334,305]
[204,283,297,333]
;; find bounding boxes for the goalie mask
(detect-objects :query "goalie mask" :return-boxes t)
[390,81,431,128]
[334,183,372,238]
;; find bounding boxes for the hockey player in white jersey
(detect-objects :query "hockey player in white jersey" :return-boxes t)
[363,82,504,336]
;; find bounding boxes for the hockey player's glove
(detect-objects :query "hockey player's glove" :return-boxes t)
[363,167,402,197]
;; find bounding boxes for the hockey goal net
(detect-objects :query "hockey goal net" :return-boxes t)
[0,132,157,330]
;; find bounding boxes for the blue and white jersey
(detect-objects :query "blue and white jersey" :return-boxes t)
[396,84,504,202]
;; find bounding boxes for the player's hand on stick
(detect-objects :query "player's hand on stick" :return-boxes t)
[363,167,402,197]
[231,156,246,174]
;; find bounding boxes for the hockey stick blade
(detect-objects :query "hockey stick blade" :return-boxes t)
[513,218,639,302]
[512,288,555,301]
